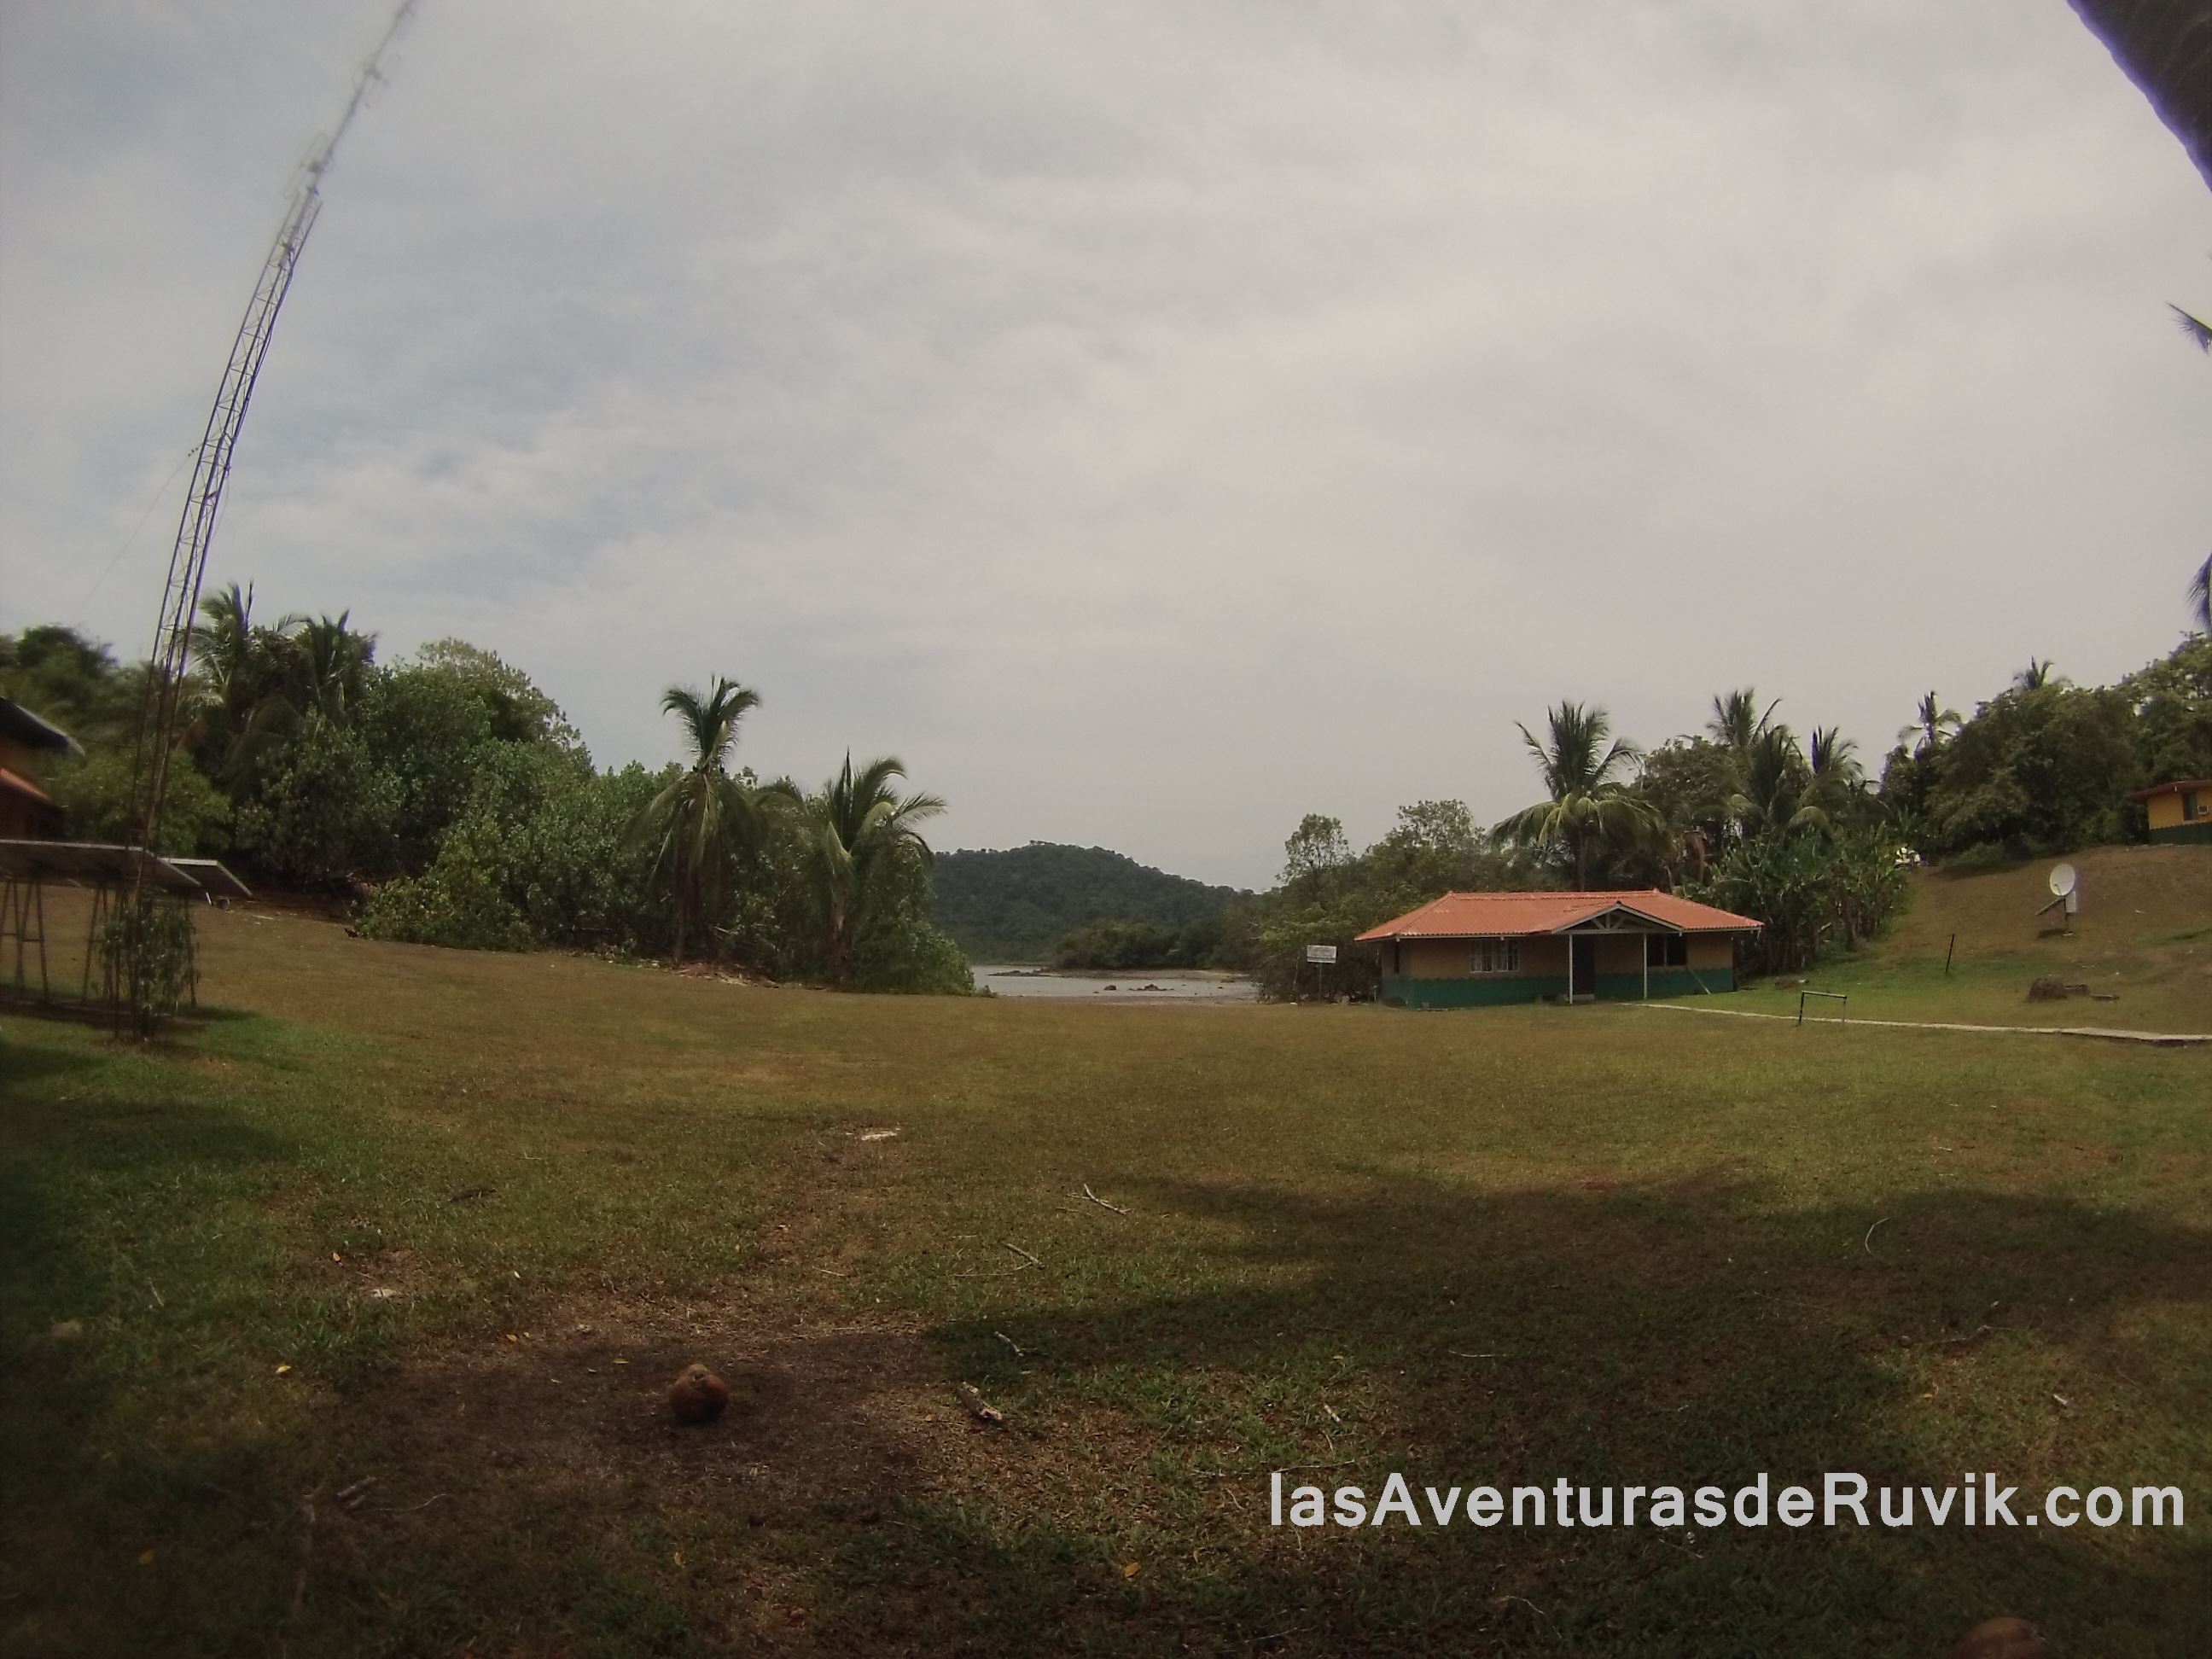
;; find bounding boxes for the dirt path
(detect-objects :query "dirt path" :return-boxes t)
[1632,1002,2210,1047]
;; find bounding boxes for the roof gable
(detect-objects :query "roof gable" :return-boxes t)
[1355,888,1761,941]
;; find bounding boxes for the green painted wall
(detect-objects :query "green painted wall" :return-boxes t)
[1592,968,1733,999]
[1380,975,1568,1008]
[2147,822,2212,846]
[1379,966,1732,1009]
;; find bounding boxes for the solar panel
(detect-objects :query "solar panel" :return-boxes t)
[0,840,207,894]
[165,858,253,899]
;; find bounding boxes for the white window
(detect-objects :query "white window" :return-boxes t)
[1470,938,1520,975]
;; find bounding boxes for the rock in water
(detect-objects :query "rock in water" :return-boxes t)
[1951,1617,2047,1659]
[668,1364,730,1424]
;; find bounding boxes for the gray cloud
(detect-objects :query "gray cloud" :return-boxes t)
[3,0,2206,885]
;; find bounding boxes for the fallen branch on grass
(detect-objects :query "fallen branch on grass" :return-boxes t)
[1936,1324,2007,1347]
[1001,1241,1044,1271]
[993,1330,1031,1359]
[1081,1183,1129,1216]
[1863,1216,1889,1254]
[954,1382,1006,1424]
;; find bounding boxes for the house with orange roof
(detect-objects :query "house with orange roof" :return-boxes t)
[0,696,75,841]
[1355,888,1761,1009]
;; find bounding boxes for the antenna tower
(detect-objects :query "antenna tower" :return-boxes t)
[115,1,420,1024]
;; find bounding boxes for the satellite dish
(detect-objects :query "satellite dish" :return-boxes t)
[2049,864,2077,898]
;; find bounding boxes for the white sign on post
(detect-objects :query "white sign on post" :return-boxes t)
[1306,944,1338,963]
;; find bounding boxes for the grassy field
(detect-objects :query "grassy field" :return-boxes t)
[3,870,2209,1656]
[1755,845,2212,1033]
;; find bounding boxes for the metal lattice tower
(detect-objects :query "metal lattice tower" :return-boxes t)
[117,2,419,1023]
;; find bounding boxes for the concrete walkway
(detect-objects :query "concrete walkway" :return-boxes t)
[1633,1002,2210,1047]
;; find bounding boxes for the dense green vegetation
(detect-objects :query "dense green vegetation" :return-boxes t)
[1879,637,2211,860]
[930,842,1249,963]
[0,590,970,992]
[6,608,2203,999]
[1236,636,2209,997]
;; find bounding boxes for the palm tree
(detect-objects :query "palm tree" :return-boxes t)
[1493,701,1654,888]
[772,754,946,981]
[295,612,375,719]
[1895,691,1962,757]
[630,677,765,964]
[2190,553,2210,633]
[1705,688,1781,760]
[1729,726,1825,838]
[2014,658,2058,691]
[1805,727,1866,824]
[187,582,306,780]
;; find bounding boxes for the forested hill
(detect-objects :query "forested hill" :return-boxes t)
[932,843,1250,962]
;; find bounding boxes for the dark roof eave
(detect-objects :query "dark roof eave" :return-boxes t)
[0,698,79,754]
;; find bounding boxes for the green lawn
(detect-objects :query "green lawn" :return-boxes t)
[3,892,2208,1656]
[1752,845,2212,1033]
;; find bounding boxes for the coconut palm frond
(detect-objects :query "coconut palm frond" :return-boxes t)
[783,752,950,979]
[633,674,766,962]
[2173,305,2212,353]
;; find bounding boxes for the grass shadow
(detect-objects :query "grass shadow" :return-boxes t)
[899,1170,2211,1656]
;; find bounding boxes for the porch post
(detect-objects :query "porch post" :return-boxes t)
[1643,934,1649,1001]
[1567,931,1575,1002]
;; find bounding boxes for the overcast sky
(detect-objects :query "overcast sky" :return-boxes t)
[2,2,2206,887]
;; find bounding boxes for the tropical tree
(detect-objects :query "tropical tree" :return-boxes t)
[1494,701,1655,888]
[629,677,765,964]
[1281,812,1353,897]
[1705,687,1781,760]
[2191,553,2210,633]
[2014,658,2058,691]
[1896,691,1963,757]
[187,581,304,780]
[773,753,946,982]
[296,612,377,719]
[1729,726,1821,838]
[1804,726,1866,823]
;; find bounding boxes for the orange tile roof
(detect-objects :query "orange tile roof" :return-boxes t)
[1355,889,1761,942]
[2127,777,2211,800]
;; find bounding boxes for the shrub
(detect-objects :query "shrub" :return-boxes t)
[356,822,532,952]
[95,894,197,1032]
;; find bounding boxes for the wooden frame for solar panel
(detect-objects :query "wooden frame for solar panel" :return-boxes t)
[0,840,248,1012]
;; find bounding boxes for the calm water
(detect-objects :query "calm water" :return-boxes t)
[970,964,1258,1002]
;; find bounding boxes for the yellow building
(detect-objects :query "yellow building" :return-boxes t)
[2128,778,2212,846]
